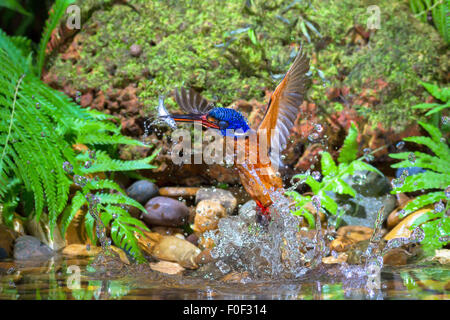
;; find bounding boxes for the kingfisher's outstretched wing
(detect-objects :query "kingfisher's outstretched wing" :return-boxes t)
[257,46,310,167]
[174,87,213,114]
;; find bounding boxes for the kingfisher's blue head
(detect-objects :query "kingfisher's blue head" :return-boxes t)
[206,108,250,136]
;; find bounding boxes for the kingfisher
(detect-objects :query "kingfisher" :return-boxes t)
[160,47,310,224]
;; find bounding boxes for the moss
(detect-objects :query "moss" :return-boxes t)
[48,0,447,129]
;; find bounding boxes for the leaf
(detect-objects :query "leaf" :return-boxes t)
[318,190,338,215]
[400,192,446,217]
[247,28,258,45]
[37,0,75,77]
[425,102,450,116]
[0,0,32,16]
[418,121,443,143]
[420,217,450,254]
[338,122,358,164]
[347,160,383,176]
[333,178,356,197]
[320,152,337,177]
[392,171,449,193]
[390,151,448,174]
[420,82,449,102]
[403,136,449,160]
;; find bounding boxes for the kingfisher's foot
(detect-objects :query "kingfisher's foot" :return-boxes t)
[255,201,271,227]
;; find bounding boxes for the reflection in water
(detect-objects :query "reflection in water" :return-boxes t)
[0,256,448,300]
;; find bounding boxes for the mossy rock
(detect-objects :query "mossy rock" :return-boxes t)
[45,0,447,133]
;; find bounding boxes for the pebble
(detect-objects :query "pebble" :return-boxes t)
[126,180,159,205]
[329,226,374,252]
[159,187,199,198]
[129,44,142,57]
[196,188,237,214]
[13,236,54,260]
[384,208,432,240]
[0,225,18,259]
[149,261,185,275]
[143,196,189,227]
[193,200,227,233]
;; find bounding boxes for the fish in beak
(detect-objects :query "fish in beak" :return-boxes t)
[157,94,219,129]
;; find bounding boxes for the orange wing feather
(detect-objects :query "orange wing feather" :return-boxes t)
[257,47,310,166]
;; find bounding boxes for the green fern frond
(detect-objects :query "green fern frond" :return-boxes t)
[36,0,75,77]
[337,122,358,164]
[289,125,381,225]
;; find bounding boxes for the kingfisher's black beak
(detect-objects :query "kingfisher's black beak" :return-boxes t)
[170,114,220,129]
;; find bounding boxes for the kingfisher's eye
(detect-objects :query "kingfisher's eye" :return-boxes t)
[218,120,228,130]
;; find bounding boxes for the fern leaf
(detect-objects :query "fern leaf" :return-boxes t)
[400,191,446,216]
[338,122,358,164]
[37,0,75,78]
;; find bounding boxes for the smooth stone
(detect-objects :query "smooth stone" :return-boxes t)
[0,225,18,259]
[13,236,54,260]
[126,180,159,205]
[62,244,102,256]
[329,226,373,252]
[159,187,200,197]
[24,215,66,251]
[383,248,411,266]
[143,196,189,227]
[150,226,184,236]
[129,44,142,57]
[384,208,432,240]
[430,249,450,265]
[196,188,237,214]
[149,261,185,275]
[193,200,227,233]
[186,233,199,246]
[64,209,91,245]
[151,235,201,269]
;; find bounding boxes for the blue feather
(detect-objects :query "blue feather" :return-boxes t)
[208,107,250,136]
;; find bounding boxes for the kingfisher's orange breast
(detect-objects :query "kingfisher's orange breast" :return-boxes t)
[228,131,283,208]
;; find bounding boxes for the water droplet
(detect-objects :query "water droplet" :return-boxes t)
[410,227,425,243]
[84,161,92,169]
[312,195,321,211]
[86,244,91,251]
[35,102,40,109]
[315,124,323,133]
[445,186,450,199]
[311,171,321,181]
[434,201,444,213]
[396,141,405,150]
[73,175,88,187]
[308,132,319,142]
[63,161,73,173]
[216,260,231,274]
[408,153,416,164]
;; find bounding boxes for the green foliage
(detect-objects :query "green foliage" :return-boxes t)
[390,121,449,253]
[412,82,449,118]
[0,17,157,261]
[36,0,75,78]
[409,0,449,43]
[286,122,381,227]
[0,0,31,16]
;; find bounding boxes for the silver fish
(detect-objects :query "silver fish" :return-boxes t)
[157,95,177,129]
